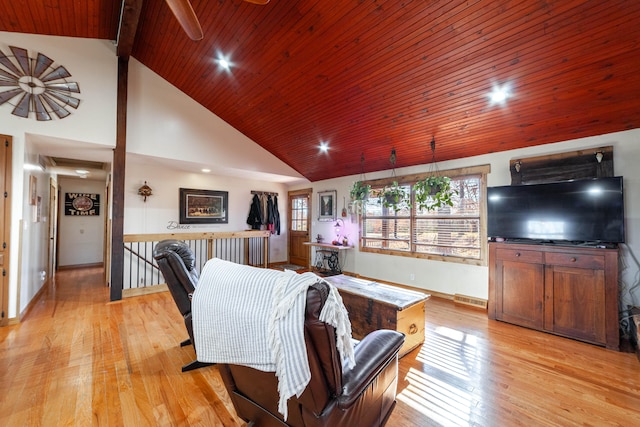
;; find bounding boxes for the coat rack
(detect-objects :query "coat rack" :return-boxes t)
[251,190,279,197]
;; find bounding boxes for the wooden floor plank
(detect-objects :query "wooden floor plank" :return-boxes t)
[1,266,639,426]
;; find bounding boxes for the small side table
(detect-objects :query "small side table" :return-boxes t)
[303,242,352,275]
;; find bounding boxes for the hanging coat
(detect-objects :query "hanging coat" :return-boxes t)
[246,194,263,230]
[273,195,281,235]
[260,194,269,225]
[265,195,281,235]
[266,195,275,234]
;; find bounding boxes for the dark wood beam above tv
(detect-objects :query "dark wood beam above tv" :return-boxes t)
[509,146,614,185]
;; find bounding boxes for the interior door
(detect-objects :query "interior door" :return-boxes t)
[1,135,11,325]
[288,189,312,267]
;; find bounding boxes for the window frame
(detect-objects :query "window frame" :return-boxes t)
[358,164,490,266]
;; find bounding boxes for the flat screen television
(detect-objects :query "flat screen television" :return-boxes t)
[487,177,625,245]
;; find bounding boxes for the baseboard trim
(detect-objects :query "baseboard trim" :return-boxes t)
[18,278,50,322]
[58,262,104,270]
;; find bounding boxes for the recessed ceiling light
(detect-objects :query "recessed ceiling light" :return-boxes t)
[488,83,513,106]
[201,168,211,173]
[215,53,233,72]
[319,141,329,152]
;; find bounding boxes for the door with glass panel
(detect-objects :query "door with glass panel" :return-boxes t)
[288,189,311,267]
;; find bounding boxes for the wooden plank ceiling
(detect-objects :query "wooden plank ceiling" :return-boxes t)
[2,0,639,182]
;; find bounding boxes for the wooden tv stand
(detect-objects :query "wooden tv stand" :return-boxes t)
[488,242,619,350]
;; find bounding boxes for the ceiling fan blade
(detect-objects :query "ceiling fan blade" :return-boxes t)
[244,0,270,4]
[165,0,203,41]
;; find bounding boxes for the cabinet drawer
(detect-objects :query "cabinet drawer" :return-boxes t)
[496,248,543,263]
[544,252,604,269]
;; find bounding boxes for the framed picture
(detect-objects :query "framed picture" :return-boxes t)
[64,193,100,216]
[179,188,228,224]
[29,175,37,205]
[318,190,337,221]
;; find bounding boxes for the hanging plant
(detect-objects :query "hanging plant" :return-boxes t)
[350,180,371,202]
[411,136,459,211]
[349,180,371,215]
[372,148,411,212]
[377,181,411,212]
[413,175,457,211]
[349,154,372,216]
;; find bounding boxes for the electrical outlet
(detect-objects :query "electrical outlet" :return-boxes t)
[410,273,415,281]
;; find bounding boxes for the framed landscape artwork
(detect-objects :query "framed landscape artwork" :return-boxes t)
[318,190,336,221]
[179,188,228,224]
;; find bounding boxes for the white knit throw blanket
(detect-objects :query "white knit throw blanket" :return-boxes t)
[192,258,355,420]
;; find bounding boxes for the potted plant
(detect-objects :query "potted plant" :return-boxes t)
[413,175,457,211]
[349,180,371,215]
[350,180,371,202]
[377,181,410,212]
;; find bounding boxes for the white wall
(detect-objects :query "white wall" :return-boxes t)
[0,33,118,147]
[57,177,106,267]
[126,58,305,183]
[124,157,289,262]
[293,129,640,309]
[20,145,49,316]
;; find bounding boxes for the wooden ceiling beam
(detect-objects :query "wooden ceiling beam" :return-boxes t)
[116,0,144,58]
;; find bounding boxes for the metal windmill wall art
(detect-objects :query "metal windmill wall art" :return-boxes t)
[0,45,81,120]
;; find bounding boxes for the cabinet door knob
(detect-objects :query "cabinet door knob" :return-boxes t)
[515,252,521,257]
[571,257,577,262]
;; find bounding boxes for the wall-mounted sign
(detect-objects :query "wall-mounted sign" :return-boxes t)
[65,193,100,216]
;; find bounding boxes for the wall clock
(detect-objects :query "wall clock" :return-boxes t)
[0,45,81,120]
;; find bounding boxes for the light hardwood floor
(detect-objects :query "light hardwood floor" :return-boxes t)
[1,266,639,426]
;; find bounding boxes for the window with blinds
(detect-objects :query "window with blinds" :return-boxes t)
[360,167,487,265]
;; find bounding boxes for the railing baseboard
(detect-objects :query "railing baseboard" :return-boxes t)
[123,283,169,299]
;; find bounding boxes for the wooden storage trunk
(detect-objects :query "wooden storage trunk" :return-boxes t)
[325,275,430,357]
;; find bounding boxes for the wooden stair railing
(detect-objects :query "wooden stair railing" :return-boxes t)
[121,230,271,295]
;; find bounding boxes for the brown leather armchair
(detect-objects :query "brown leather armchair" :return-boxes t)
[219,280,405,427]
[153,239,212,372]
